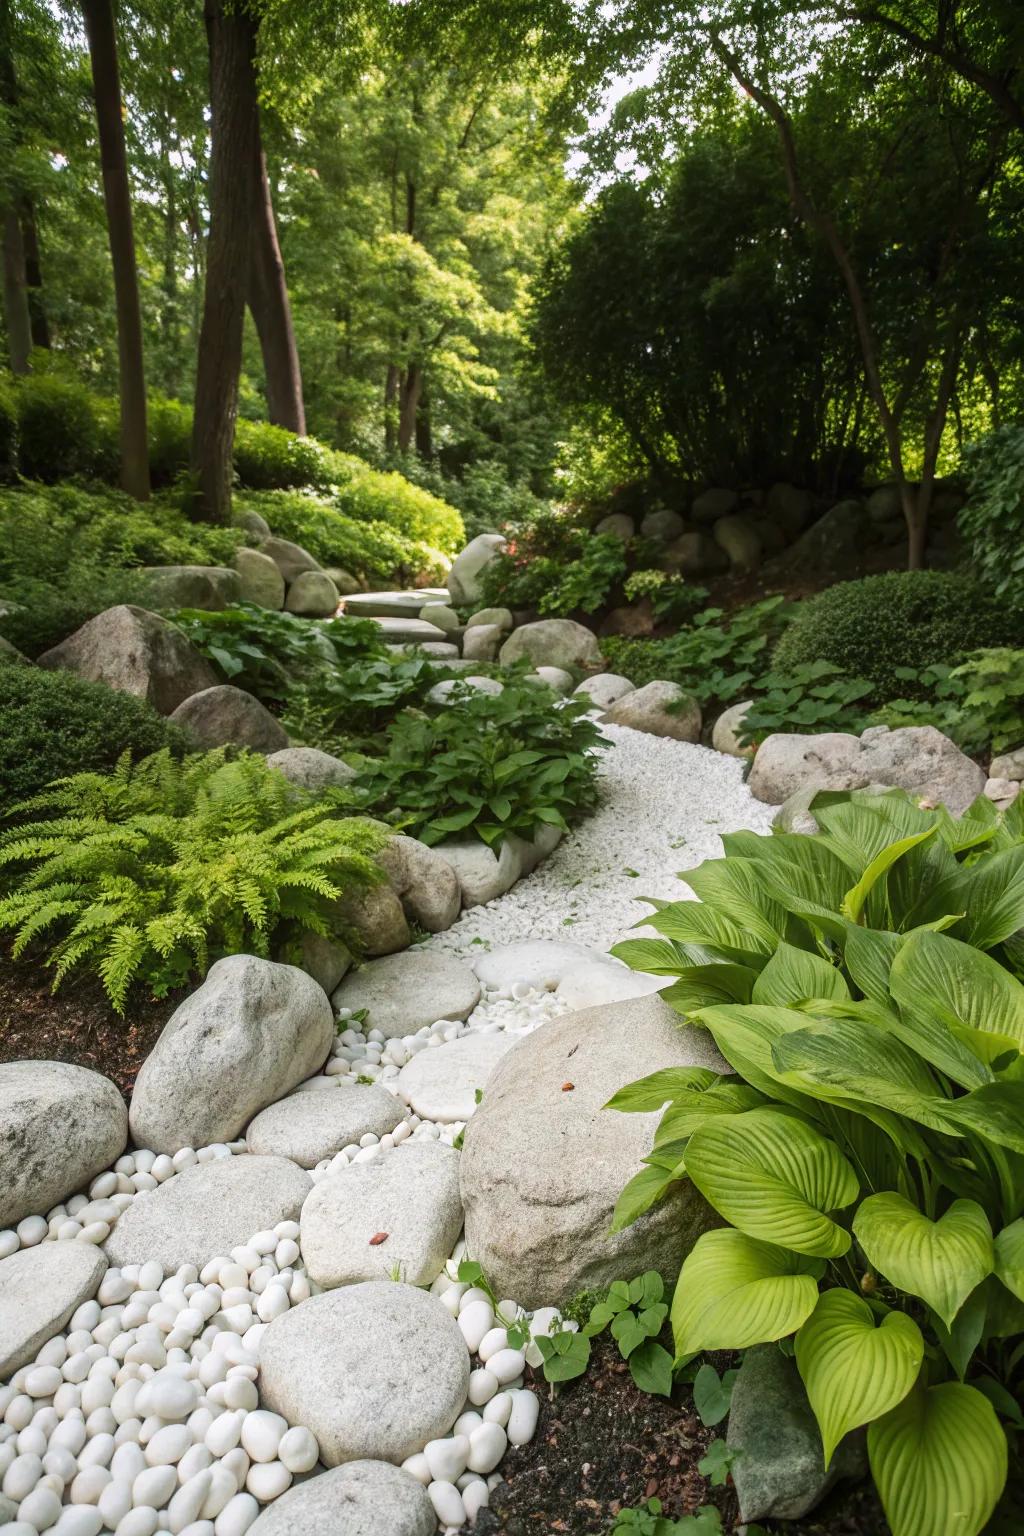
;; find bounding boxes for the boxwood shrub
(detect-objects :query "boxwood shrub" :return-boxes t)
[0,663,187,803]
[772,570,1024,702]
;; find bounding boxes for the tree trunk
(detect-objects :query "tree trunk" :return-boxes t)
[248,144,305,434]
[190,0,259,523]
[82,0,149,500]
[415,386,432,460]
[2,207,31,373]
[19,202,49,349]
[384,364,399,454]
[397,364,423,454]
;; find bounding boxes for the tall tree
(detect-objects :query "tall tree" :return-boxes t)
[1,208,31,373]
[82,0,150,500]
[248,142,305,434]
[0,0,45,365]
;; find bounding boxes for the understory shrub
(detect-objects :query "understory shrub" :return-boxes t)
[328,453,464,555]
[874,649,1024,757]
[14,374,116,482]
[737,661,876,746]
[0,749,386,1010]
[773,570,1023,703]
[479,526,628,616]
[0,374,17,479]
[612,788,1024,1536]
[356,683,607,848]
[0,665,187,803]
[241,490,448,586]
[960,422,1024,604]
[603,597,792,705]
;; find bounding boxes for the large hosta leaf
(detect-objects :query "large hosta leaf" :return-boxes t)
[853,1194,994,1328]
[890,931,1024,1068]
[795,1290,923,1462]
[671,1229,824,1355]
[685,1108,858,1258]
[605,1067,721,1113]
[751,942,849,1006]
[868,1379,1008,1536]
[840,827,937,925]
[994,1217,1024,1304]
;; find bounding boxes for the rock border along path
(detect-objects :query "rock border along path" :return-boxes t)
[0,726,774,1535]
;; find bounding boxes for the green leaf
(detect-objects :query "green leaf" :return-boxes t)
[697,1438,735,1487]
[629,1338,674,1397]
[994,1217,1024,1303]
[890,930,1024,1068]
[672,1229,824,1355]
[605,1067,721,1113]
[692,1363,736,1426]
[853,1194,994,1328]
[840,827,937,924]
[751,941,850,1006]
[684,1108,859,1258]
[868,1379,1007,1536]
[609,1163,685,1234]
[795,1290,924,1462]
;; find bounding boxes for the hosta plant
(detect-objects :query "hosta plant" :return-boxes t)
[0,749,386,1010]
[610,788,1024,1536]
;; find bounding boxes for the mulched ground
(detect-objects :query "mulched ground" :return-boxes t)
[0,949,186,1100]
[471,1336,890,1536]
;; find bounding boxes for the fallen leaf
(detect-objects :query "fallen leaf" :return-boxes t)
[561,1082,575,1091]
[369,1231,389,1246]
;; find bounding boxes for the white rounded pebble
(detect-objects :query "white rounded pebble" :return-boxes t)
[177,1445,213,1484]
[482,1392,513,1427]
[53,1508,105,1536]
[452,1411,483,1437]
[199,1465,238,1521]
[239,1412,285,1465]
[467,1421,507,1474]
[4,1453,42,1501]
[24,1366,62,1398]
[167,1469,212,1531]
[507,1389,540,1446]
[428,1480,465,1527]
[144,1424,191,1466]
[424,1435,469,1483]
[244,1460,290,1501]
[463,1478,490,1523]
[0,1230,18,1259]
[213,1491,259,1536]
[16,1215,47,1246]
[477,1327,509,1363]
[276,1427,317,1475]
[467,1368,499,1406]
[19,1485,63,1530]
[204,1414,243,1459]
[146,1375,200,1423]
[99,1479,134,1527]
[486,1348,526,1385]
[134,1464,178,1509]
[115,1508,159,1536]
[457,1302,494,1354]
[400,1453,431,1486]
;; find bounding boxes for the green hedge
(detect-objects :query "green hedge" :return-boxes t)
[0,662,187,802]
[242,491,449,586]
[772,570,1024,702]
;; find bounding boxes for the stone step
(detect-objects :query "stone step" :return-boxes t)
[344,590,449,619]
[372,616,449,644]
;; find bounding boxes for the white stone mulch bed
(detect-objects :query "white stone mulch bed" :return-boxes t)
[0,727,773,1536]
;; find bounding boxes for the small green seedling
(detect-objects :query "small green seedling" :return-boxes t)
[610,1498,724,1534]
[691,1363,738,1428]
[697,1439,736,1488]
[585,1271,673,1396]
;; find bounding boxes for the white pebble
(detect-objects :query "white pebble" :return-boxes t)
[467,1369,499,1407]
[507,1389,540,1445]
[400,1453,431,1486]
[276,1427,317,1475]
[486,1348,525,1385]
[19,1485,63,1530]
[70,1463,112,1500]
[428,1480,465,1527]
[199,1465,238,1521]
[168,1469,212,1530]
[239,1411,285,1464]
[452,1411,483,1437]
[144,1423,191,1466]
[133,1464,178,1509]
[463,1477,490,1523]
[467,1421,507,1474]
[4,1452,43,1501]
[213,1491,259,1536]
[477,1327,509,1363]
[16,1215,47,1247]
[457,1302,494,1354]
[424,1435,468,1483]
[115,1505,159,1536]
[54,1507,105,1536]
[244,1460,291,1501]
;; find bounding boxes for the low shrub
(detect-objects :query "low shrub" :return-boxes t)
[0,374,17,479]
[0,569,151,659]
[737,661,876,746]
[603,597,792,704]
[960,422,1024,604]
[480,531,629,616]
[245,490,448,585]
[15,374,115,482]
[0,664,187,803]
[328,454,464,556]
[0,748,386,1010]
[234,417,329,491]
[611,789,1024,1536]
[356,683,607,848]
[147,395,192,485]
[772,570,1023,703]
[875,649,1024,756]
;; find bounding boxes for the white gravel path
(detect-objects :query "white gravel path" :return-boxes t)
[427,723,777,960]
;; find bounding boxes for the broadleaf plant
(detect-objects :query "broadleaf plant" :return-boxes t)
[609,786,1024,1536]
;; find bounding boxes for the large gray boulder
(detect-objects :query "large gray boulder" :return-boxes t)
[0,1242,108,1377]
[640,507,685,542]
[247,1462,435,1536]
[466,606,514,633]
[237,508,272,540]
[0,1061,127,1227]
[169,683,289,752]
[499,619,603,672]
[766,482,813,537]
[285,570,340,617]
[459,994,725,1307]
[259,1283,470,1465]
[602,680,701,742]
[266,746,356,791]
[336,883,411,957]
[712,700,754,757]
[447,534,507,607]
[713,514,762,572]
[991,747,1024,782]
[727,1345,866,1522]
[105,1154,311,1270]
[750,725,985,815]
[246,1083,404,1167]
[439,836,523,908]
[138,565,242,611]
[662,530,729,577]
[691,488,738,524]
[574,673,635,711]
[260,536,322,584]
[773,500,868,578]
[300,1142,463,1288]
[397,1032,517,1122]
[379,835,461,933]
[462,623,503,662]
[331,951,481,1039]
[37,605,217,715]
[129,956,335,1154]
[594,512,635,541]
[233,547,285,609]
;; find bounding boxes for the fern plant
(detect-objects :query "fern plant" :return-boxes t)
[0,750,386,1010]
